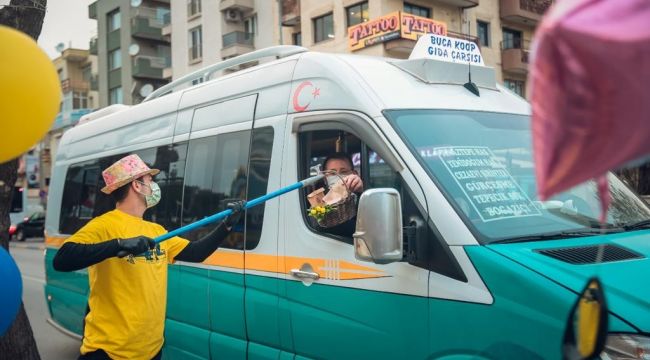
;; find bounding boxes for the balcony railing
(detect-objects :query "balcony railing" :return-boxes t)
[89,1,97,20]
[281,0,300,26]
[500,0,552,25]
[447,30,480,47]
[131,7,170,41]
[500,40,531,73]
[90,74,99,91]
[222,31,254,48]
[89,37,98,55]
[132,56,166,79]
[521,0,552,14]
[61,79,89,93]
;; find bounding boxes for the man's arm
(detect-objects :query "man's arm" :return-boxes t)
[53,237,154,272]
[174,201,245,263]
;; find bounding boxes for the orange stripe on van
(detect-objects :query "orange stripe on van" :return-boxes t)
[202,251,386,280]
[45,235,68,248]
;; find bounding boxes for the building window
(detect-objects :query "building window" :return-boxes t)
[404,2,430,18]
[293,32,302,46]
[189,26,202,61]
[313,13,334,43]
[502,28,522,49]
[504,79,525,97]
[477,20,490,47]
[108,8,121,32]
[346,1,369,27]
[73,91,89,109]
[244,15,257,35]
[187,0,201,17]
[109,86,123,105]
[108,49,121,70]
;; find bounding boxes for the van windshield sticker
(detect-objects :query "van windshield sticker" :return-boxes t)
[435,146,541,222]
[409,34,485,66]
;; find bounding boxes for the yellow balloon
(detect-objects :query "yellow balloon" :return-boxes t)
[0,26,61,163]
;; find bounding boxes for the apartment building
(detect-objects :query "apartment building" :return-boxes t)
[37,48,99,208]
[140,0,551,98]
[89,0,171,106]
[165,0,281,82]
[281,0,551,98]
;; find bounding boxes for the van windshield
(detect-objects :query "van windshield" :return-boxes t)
[384,109,650,244]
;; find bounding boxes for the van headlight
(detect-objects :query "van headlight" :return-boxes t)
[602,334,650,359]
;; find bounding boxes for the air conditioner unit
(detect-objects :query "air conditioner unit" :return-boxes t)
[225,9,242,22]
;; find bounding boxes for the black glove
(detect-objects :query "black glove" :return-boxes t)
[116,236,155,258]
[223,200,246,229]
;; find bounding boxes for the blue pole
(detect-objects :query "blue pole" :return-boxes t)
[153,174,324,244]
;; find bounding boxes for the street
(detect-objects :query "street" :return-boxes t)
[9,238,80,360]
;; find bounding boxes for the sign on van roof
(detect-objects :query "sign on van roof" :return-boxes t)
[409,34,485,66]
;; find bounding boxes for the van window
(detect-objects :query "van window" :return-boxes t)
[299,128,465,280]
[60,161,101,234]
[182,127,273,250]
[59,143,188,235]
[142,143,188,231]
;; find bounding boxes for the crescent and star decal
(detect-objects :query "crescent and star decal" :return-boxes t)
[292,81,321,112]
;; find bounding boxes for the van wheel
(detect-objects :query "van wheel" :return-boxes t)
[16,229,25,242]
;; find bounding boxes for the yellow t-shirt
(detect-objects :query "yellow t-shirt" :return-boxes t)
[64,209,189,360]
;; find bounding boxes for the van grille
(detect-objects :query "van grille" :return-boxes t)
[537,244,643,264]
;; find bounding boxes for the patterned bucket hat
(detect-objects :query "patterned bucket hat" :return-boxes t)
[100,154,160,194]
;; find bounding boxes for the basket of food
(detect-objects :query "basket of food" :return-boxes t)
[306,172,357,228]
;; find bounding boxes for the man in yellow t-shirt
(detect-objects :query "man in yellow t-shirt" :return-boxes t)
[53,154,245,360]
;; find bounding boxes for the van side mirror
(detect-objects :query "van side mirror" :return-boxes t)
[353,189,403,264]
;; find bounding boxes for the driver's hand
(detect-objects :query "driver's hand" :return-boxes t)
[344,174,364,193]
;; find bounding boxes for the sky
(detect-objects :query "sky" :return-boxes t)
[1,0,97,59]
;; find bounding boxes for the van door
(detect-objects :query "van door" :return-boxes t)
[279,112,432,359]
[241,115,288,359]
[164,95,257,360]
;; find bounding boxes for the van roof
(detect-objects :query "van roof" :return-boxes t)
[58,48,529,163]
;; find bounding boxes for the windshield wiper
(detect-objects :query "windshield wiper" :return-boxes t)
[621,219,650,231]
[494,229,623,244]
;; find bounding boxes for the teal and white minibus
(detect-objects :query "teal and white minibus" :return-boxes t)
[44,43,649,359]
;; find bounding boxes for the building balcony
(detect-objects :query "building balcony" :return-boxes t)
[223,31,254,47]
[89,37,98,55]
[132,56,167,80]
[107,29,121,51]
[281,0,300,26]
[108,68,121,88]
[90,74,99,91]
[219,0,254,12]
[500,0,552,26]
[162,12,172,37]
[89,1,97,20]
[61,79,89,93]
[131,15,168,42]
[222,31,254,58]
[501,40,530,74]
[436,0,479,7]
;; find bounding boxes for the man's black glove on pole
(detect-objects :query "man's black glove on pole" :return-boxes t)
[223,200,247,229]
[117,236,156,258]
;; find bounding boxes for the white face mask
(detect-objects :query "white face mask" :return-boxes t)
[136,181,161,208]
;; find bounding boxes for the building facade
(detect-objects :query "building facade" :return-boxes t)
[89,0,171,106]
[36,48,100,209]
[166,0,280,82]
[164,0,549,99]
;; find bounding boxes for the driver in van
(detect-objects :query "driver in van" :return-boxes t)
[53,154,245,360]
[318,152,364,239]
